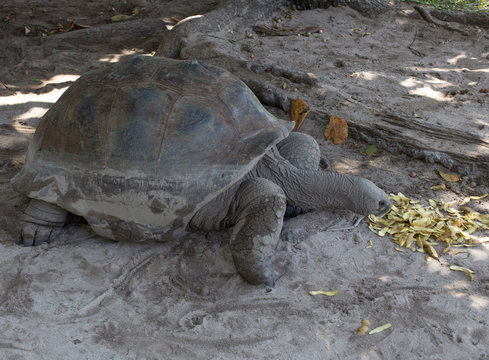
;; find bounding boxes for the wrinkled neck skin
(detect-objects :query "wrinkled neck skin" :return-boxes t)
[251,148,376,216]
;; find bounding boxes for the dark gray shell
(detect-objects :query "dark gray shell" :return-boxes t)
[11,56,292,241]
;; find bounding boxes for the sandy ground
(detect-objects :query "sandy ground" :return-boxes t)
[1,1,489,359]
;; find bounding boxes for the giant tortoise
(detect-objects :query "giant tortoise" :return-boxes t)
[11,56,390,286]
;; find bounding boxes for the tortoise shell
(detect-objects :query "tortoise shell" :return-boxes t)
[12,56,292,241]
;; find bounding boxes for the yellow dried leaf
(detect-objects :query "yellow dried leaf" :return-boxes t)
[369,323,392,334]
[357,319,370,335]
[324,115,348,144]
[449,265,474,280]
[424,244,439,258]
[111,14,133,22]
[459,193,488,206]
[368,191,489,267]
[438,171,461,182]
[309,290,338,296]
[430,184,447,190]
[290,97,310,131]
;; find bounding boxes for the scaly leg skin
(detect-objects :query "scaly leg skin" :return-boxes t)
[276,132,320,218]
[228,178,286,286]
[21,199,68,246]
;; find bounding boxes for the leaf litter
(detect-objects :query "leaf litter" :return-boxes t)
[368,192,489,280]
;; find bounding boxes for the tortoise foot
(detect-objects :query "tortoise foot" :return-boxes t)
[20,199,67,246]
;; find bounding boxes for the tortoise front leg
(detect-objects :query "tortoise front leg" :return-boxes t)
[20,199,68,246]
[228,178,286,286]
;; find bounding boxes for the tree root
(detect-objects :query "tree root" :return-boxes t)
[430,8,489,28]
[42,18,166,47]
[293,0,393,18]
[252,25,322,36]
[413,5,472,36]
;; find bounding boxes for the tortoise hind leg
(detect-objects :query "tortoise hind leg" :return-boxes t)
[229,178,286,286]
[20,199,68,246]
[276,132,320,217]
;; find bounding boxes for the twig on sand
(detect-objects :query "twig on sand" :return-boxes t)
[407,25,425,57]
[76,253,155,316]
[328,216,364,232]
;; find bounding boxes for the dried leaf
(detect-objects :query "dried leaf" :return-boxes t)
[430,184,447,190]
[357,319,370,335]
[324,115,348,144]
[309,290,338,296]
[480,88,489,93]
[111,14,132,22]
[438,170,461,182]
[369,323,392,334]
[459,193,488,206]
[449,265,474,280]
[368,192,489,265]
[290,97,310,131]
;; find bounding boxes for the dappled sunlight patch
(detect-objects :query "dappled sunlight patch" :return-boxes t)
[468,248,489,262]
[98,49,143,63]
[450,291,467,299]
[329,158,364,175]
[14,107,49,121]
[164,14,204,30]
[444,280,470,291]
[468,295,489,310]
[409,85,447,101]
[349,71,379,80]
[399,77,450,102]
[447,53,467,65]
[0,87,69,106]
[12,121,35,134]
[405,66,489,74]
[40,74,80,87]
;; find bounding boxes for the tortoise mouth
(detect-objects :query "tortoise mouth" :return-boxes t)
[373,201,392,216]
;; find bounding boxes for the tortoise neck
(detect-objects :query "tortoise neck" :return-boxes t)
[251,148,357,211]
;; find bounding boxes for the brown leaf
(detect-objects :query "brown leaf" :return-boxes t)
[438,170,461,182]
[290,97,310,131]
[480,88,489,93]
[324,115,348,144]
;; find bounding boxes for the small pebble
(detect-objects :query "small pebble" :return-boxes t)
[409,172,416,178]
